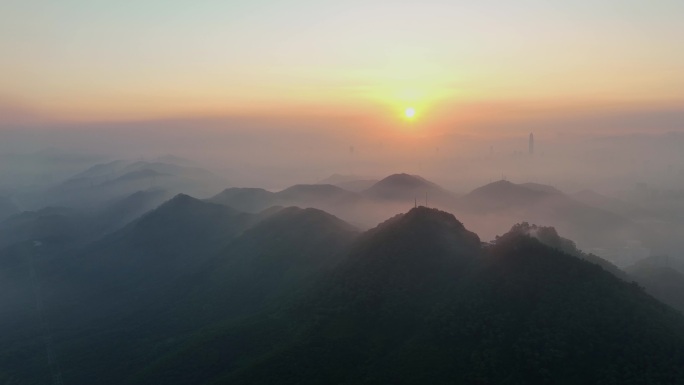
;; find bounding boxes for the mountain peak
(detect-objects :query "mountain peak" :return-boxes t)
[376,173,433,188]
[468,180,560,198]
[166,193,196,205]
[364,174,455,205]
[402,206,468,230]
[211,187,274,200]
[264,206,357,233]
[464,179,552,209]
[355,207,481,269]
[472,179,521,192]
[139,193,239,224]
[278,184,353,197]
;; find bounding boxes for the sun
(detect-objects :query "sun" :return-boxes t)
[404,107,416,119]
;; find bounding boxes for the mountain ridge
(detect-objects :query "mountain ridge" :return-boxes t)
[131,206,684,385]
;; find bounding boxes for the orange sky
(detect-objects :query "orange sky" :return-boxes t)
[2,1,684,127]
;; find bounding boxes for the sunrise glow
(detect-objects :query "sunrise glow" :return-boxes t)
[0,1,683,127]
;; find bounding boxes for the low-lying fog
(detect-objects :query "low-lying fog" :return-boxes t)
[1,118,683,269]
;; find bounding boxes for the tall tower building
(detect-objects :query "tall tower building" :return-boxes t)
[529,133,534,155]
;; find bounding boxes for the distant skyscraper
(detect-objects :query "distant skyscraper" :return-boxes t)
[528,133,534,155]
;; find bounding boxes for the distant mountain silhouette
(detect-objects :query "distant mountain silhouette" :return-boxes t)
[43,159,227,209]
[318,174,379,192]
[134,207,684,384]
[210,177,641,259]
[0,149,106,196]
[66,159,129,181]
[92,188,172,233]
[211,174,457,228]
[209,187,277,213]
[210,184,368,226]
[101,168,170,185]
[210,185,358,212]
[362,173,457,207]
[459,180,638,262]
[462,179,552,210]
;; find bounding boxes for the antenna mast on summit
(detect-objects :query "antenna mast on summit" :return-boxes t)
[414,197,417,208]
[425,192,428,208]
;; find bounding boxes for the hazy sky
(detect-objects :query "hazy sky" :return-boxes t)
[2,0,684,125]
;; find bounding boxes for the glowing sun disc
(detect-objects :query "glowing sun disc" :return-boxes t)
[404,107,416,119]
